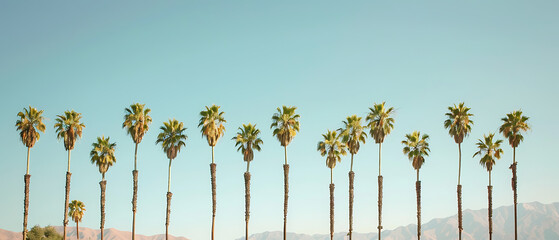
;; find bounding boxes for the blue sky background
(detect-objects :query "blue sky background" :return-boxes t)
[1,1,558,239]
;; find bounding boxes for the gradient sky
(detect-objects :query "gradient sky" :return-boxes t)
[1,1,558,240]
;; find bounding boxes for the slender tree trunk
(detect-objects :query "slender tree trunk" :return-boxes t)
[26,147,30,175]
[76,221,79,240]
[283,145,289,240]
[329,181,335,240]
[348,170,354,240]
[378,143,383,240]
[132,143,138,240]
[244,172,251,240]
[511,147,518,240]
[100,180,106,240]
[166,158,172,240]
[457,143,463,240]
[416,170,421,240]
[488,171,493,240]
[23,147,31,240]
[63,171,71,240]
[210,162,217,240]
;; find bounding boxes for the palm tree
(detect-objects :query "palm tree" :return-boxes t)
[318,130,347,240]
[499,110,530,240]
[473,134,503,240]
[54,110,85,240]
[90,136,116,240]
[122,103,152,240]
[233,123,263,240]
[15,106,46,240]
[68,200,86,240]
[443,102,473,240]
[338,115,366,240]
[270,106,300,240]
[402,131,430,240]
[198,105,225,240]
[156,119,187,240]
[366,102,395,239]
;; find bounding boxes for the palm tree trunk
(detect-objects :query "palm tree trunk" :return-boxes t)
[488,170,493,240]
[457,143,463,240]
[283,146,289,240]
[329,180,335,240]
[348,170,354,240]
[76,221,80,240]
[63,171,71,240]
[511,147,518,240]
[132,143,138,240]
[166,158,173,240]
[210,162,217,240]
[416,170,421,240]
[378,143,383,240]
[23,173,30,240]
[100,180,106,240]
[244,172,251,240]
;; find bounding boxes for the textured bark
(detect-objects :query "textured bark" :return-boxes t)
[510,161,518,240]
[244,172,251,240]
[457,184,463,240]
[488,185,493,240]
[100,180,106,240]
[63,172,72,240]
[378,175,384,239]
[348,171,354,240]
[23,174,30,240]
[166,192,172,240]
[283,164,289,240]
[416,181,421,240]
[210,163,217,240]
[76,221,79,240]
[132,170,138,240]
[329,183,335,240]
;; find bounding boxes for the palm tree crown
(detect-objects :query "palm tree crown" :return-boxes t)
[366,102,395,144]
[54,110,85,151]
[69,200,86,223]
[271,106,300,147]
[15,106,46,148]
[123,103,152,144]
[402,131,430,171]
[499,110,530,148]
[199,105,226,147]
[233,123,263,165]
[156,119,187,160]
[339,115,366,155]
[474,134,503,172]
[318,130,347,170]
[90,136,117,179]
[444,102,473,144]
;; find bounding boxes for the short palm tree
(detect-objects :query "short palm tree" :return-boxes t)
[15,106,46,240]
[402,131,430,240]
[338,115,366,240]
[122,103,152,240]
[499,110,530,240]
[233,123,263,240]
[90,136,116,240]
[270,106,300,240]
[318,130,347,240]
[443,102,473,239]
[198,105,225,240]
[473,134,503,240]
[366,102,395,239]
[54,110,85,240]
[68,200,86,240]
[156,119,187,240]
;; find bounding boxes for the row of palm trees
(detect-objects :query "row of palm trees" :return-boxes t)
[15,103,529,240]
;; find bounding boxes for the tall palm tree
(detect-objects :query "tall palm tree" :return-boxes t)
[233,123,263,240]
[318,130,347,240]
[15,106,46,240]
[499,110,530,240]
[338,115,366,240]
[402,131,430,240]
[270,106,300,240]
[156,119,187,240]
[443,102,473,240]
[366,102,395,239]
[198,105,225,240]
[122,103,152,240]
[473,134,503,240]
[68,200,86,240]
[90,136,116,240]
[54,110,85,240]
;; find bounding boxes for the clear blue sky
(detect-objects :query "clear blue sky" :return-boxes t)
[1,1,558,239]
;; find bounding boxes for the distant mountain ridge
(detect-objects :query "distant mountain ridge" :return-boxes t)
[1,202,558,240]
